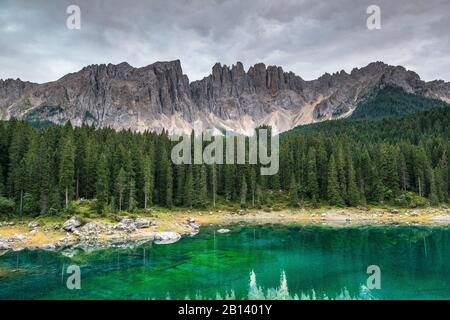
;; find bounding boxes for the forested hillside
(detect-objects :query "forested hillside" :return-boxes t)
[350,86,448,119]
[0,106,449,216]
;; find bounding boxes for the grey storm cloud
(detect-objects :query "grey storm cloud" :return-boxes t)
[0,0,449,84]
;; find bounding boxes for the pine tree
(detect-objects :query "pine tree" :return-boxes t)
[249,167,257,207]
[39,146,53,214]
[211,163,217,208]
[59,135,75,208]
[165,163,173,208]
[184,165,193,208]
[371,165,385,203]
[115,167,127,211]
[346,155,360,206]
[306,148,319,206]
[143,155,154,209]
[95,153,109,213]
[428,168,439,206]
[256,183,262,207]
[289,175,299,207]
[155,140,172,207]
[437,153,449,202]
[316,142,328,198]
[224,165,235,201]
[14,159,27,215]
[193,165,207,208]
[327,154,344,206]
[379,145,399,198]
[398,152,410,191]
[7,122,29,203]
[336,145,347,201]
[128,177,137,211]
[0,162,4,196]
[174,165,185,206]
[240,175,247,208]
[434,167,445,203]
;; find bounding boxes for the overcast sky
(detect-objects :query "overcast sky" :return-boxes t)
[0,0,449,84]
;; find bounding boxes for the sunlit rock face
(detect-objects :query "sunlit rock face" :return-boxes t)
[1,60,449,135]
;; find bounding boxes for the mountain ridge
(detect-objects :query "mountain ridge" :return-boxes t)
[1,60,449,134]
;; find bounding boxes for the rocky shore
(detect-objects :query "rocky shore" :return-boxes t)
[0,215,200,253]
[0,207,449,254]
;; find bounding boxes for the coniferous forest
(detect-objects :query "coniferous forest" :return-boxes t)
[0,106,449,216]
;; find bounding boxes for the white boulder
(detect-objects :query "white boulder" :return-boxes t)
[153,232,181,245]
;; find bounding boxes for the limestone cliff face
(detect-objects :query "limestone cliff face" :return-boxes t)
[1,60,449,134]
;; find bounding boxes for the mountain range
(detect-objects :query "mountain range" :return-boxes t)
[1,60,449,134]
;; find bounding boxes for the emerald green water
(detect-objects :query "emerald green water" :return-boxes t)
[0,224,449,300]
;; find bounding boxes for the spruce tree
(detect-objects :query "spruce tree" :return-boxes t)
[155,141,172,207]
[200,165,208,207]
[165,163,173,208]
[211,163,217,208]
[428,168,439,206]
[336,146,347,201]
[224,165,235,201]
[437,153,449,202]
[371,165,385,203]
[143,155,154,209]
[59,135,75,208]
[174,165,185,206]
[192,165,207,208]
[399,152,410,191]
[39,147,52,214]
[14,159,27,215]
[255,183,262,207]
[240,175,247,208]
[0,163,4,196]
[128,177,137,211]
[115,167,127,211]
[95,153,109,213]
[346,155,360,206]
[379,145,399,198]
[327,155,344,206]
[249,167,257,207]
[289,175,299,207]
[306,148,319,206]
[184,165,193,208]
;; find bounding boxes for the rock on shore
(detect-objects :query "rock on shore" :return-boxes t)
[153,232,181,245]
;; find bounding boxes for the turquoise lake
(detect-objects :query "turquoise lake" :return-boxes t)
[0,224,449,300]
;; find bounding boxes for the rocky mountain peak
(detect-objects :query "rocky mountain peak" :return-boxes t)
[1,60,449,134]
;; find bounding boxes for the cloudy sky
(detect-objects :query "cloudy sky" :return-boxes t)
[0,0,449,83]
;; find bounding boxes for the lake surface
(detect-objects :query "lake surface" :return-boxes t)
[0,224,449,300]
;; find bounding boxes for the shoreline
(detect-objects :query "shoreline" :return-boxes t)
[0,207,449,253]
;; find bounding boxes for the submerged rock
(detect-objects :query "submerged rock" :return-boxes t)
[40,243,57,251]
[153,232,181,245]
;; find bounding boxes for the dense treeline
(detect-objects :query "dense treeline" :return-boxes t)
[0,106,449,216]
[350,86,449,120]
